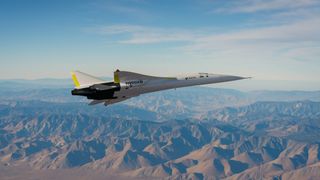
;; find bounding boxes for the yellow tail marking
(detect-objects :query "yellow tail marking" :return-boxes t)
[114,71,120,83]
[71,72,80,87]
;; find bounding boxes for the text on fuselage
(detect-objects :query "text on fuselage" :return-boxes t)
[125,80,144,87]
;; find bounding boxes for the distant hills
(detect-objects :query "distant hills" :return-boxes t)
[0,79,320,179]
[0,78,319,121]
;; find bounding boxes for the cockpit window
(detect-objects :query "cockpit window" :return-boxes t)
[199,73,209,78]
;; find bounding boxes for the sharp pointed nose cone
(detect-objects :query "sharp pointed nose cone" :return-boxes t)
[234,76,251,80]
[221,75,249,82]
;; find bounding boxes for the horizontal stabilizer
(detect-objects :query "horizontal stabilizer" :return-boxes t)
[71,71,105,88]
[89,100,106,105]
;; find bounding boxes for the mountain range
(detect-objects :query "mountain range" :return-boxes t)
[0,79,320,179]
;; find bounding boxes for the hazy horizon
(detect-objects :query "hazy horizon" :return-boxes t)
[1,76,320,91]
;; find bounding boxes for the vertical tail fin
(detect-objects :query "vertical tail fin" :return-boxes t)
[114,69,120,83]
[71,71,105,88]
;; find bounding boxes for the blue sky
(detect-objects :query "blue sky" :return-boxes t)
[0,0,320,90]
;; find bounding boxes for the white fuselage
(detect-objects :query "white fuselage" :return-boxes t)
[114,73,245,98]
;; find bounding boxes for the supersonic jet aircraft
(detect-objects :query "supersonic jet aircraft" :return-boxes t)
[71,69,249,106]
